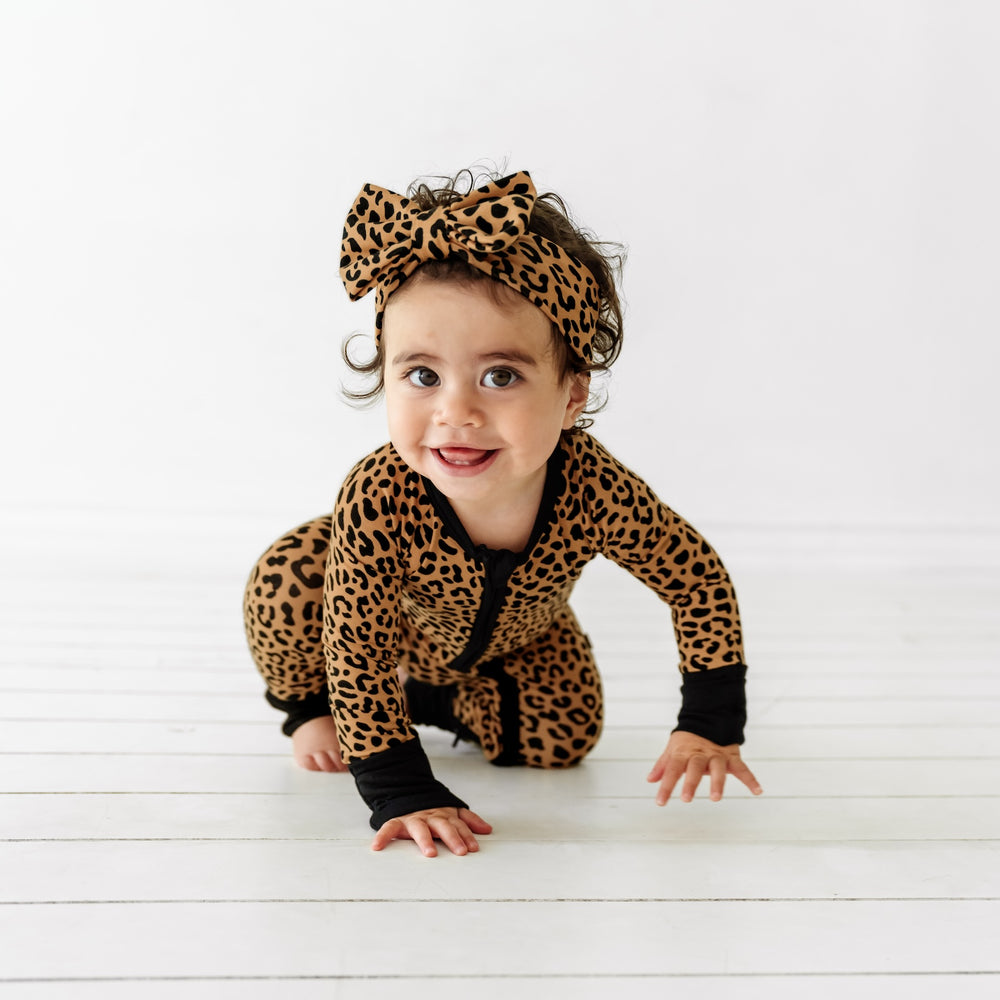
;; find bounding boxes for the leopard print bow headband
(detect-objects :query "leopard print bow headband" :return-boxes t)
[339,170,600,364]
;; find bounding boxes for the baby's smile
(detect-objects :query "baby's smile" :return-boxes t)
[435,447,495,466]
[432,446,499,475]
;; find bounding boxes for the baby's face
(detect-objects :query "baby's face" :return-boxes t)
[382,279,587,515]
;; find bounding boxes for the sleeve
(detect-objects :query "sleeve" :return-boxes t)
[584,441,748,745]
[322,456,468,827]
[350,737,469,830]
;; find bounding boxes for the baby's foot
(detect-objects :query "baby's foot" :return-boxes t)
[291,715,348,773]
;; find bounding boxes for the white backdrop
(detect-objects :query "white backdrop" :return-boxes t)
[2,1,997,550]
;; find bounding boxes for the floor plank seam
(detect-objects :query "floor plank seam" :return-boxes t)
[3,971,1000,984]
[6,897,1000,905]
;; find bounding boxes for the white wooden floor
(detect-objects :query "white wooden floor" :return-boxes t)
[1,508,998,998]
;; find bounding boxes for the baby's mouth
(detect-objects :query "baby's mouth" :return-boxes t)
[434,447,496,467]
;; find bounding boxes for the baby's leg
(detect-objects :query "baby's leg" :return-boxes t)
[454,608,604,768]
[243,515,344,768]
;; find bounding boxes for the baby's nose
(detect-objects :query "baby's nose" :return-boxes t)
[434,384,483,427]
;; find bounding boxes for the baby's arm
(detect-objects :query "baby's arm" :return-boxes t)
[647,730,762,804]
[323,454,482,853]
[584,448,759,806]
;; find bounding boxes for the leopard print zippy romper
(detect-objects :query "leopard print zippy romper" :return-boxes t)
[244,430,747,825]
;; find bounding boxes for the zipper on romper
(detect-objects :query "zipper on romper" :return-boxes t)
[419,443,567,673]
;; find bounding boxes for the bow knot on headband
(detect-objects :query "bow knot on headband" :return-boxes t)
[339,170,600,363]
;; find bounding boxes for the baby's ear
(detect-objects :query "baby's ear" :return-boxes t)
[563,372,591,428]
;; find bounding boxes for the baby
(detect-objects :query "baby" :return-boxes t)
[244,169,761,857]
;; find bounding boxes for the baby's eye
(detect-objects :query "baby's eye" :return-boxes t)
[406,367,439,388]
[482,367,519,389]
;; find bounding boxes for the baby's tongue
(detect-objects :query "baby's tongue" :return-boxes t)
[438,447,490,466]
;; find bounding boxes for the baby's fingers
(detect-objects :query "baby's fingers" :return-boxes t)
[648,758,686,806]
[311,751,347,773]
[729,757,763,796]
[371,818,406,853]
[372,817,440,857]
[458,809,494,836]
[407,820,440,858]
[708,755,728,802]
[680,754,709,803]
[371,810,491,858]
[428,816,481,857]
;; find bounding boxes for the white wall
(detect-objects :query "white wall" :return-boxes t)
[2,0,997,540]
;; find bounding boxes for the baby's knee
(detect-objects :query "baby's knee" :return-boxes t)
[246,517,331,602]
[521,714,602,769]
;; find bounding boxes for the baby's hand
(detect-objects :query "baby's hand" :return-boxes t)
[291,715,348,773]
[371,807,493,858]
[647,731,762,805]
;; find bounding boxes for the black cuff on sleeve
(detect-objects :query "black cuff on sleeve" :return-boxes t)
[673,663,747,746]
[265,690,331,737]
[349,735,469,830]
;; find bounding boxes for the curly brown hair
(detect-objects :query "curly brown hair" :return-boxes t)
[341,168,626,425]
